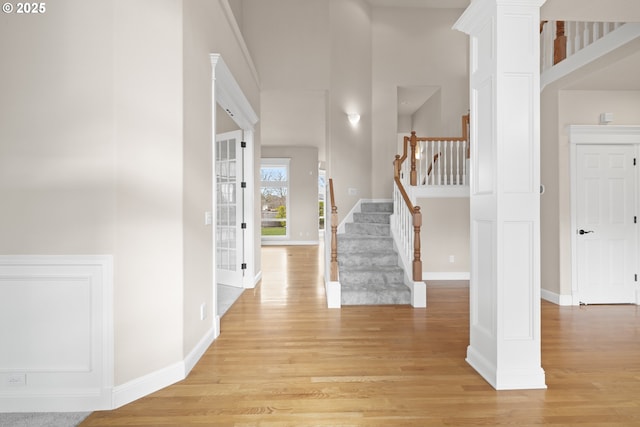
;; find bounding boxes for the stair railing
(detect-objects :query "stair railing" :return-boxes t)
[328,178,338,282]
[392,156,422,282]
[540,20,626,73]
[402,114,470,187]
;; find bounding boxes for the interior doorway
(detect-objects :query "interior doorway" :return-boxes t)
[211,54,259,330]
[569,125,640,306]
[575,144,637,304]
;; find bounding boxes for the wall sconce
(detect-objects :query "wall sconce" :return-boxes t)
[347,113,360,125]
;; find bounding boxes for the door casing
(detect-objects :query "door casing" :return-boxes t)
[569,125,640,306]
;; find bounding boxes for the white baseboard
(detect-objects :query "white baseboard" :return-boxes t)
[112,362,184,409]
[325,280,341,308]
[253,270,262,287]
[261,240,319,246]
[541,288,574,306]
[184,327,218,376]
[424,271,470,281]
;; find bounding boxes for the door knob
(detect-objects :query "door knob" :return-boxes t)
[578,229,594,235]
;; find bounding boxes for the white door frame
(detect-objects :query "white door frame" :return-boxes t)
[211,54,259,331]
[569,125,640,306]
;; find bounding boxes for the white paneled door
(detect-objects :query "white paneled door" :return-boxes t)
[576,144,637,304]
[216,130,245,288]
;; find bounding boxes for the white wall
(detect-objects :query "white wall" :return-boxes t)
[412,90,443,137]
[0,0,116,255]
[557,90,640,296]
[0,0,261,406]
[113,0,185,386]
[372,7,468,198]
[329,0,373,220]
[419,198,470,274]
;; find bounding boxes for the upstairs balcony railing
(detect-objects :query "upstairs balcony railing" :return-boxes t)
[540,20,626,73]
[399,114,470,189]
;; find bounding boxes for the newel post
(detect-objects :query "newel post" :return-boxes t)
[330,205,338,281]
[394,155,401,180]
[412,206,422,281]
[554,20,567,64]
[410,131,418,186]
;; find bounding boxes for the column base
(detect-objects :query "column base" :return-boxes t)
[466,345,547,390]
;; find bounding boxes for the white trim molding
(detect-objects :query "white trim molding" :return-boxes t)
[568,125,640,145]
[424,271,471,281]
[0,255,114,412]
[568,125,640,307]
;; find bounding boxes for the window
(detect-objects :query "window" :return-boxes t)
[261,158,290,238]
[318,169,326,231]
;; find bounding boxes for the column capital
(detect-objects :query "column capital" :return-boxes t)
[454,0,547,35]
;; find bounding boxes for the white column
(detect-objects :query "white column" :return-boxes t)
[454,0,547,390]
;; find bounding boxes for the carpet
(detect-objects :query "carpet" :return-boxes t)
[0,412,90,427]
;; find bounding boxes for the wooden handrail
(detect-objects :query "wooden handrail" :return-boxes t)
[393,157,422,282]
[329,178,338,282]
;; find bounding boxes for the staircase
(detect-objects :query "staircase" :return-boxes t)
[338,201,411,305]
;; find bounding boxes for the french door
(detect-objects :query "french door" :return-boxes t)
[575,144,637,304]
[215,130,246,287]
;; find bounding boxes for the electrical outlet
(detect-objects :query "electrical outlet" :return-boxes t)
[200,303,207,321]
[7,373,26,386]
[449,255,455,263]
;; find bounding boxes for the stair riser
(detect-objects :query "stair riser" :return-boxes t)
[340,270,404,286]
[345,223,390,237]
[361,202,393,213]
[353,212,391,224]
[338,253,398,267]
[338,238,394,252]
[341,289,410,305]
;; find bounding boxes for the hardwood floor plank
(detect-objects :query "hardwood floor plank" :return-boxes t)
[81,245,640,426]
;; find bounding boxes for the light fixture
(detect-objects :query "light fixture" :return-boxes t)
[347,113,360,125]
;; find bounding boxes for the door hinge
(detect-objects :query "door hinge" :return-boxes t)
[635,274,638,282]
[241,222,247,229]
[241,141,247,148]
[241,263,247,270]
[241,181,247,188]
[635,216,637,224]
[634,158,637,166]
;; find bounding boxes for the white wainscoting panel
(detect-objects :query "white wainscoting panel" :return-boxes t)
[0,256,113,412]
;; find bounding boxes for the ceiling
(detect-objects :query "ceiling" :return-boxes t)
[367,0,470,8]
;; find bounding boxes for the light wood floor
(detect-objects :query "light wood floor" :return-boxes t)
[82,245,640,426]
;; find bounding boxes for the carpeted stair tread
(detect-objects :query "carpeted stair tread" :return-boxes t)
[337,200,410,306]
[338,251,399,267]
[353,212,391,224]
[345,222,390,236]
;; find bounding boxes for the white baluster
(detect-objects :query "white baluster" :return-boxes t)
[433,141,442,185]
[593,22,601,42]
[583,22,591,48]
[449,141,453,185]
[574,21,583,52]
[463,140,467,186]
[455,140,460,185]
[566,21,574,57]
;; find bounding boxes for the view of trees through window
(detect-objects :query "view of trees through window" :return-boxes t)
[261,161,288,237]
[261,161,326,238]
